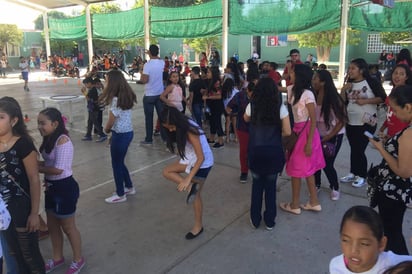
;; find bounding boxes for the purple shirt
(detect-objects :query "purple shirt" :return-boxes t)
[227,91,250,132]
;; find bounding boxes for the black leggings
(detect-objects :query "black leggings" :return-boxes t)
[3,222,45,274]
[346,124,376,178]
[378,192,409,255]
[209,109,224,136]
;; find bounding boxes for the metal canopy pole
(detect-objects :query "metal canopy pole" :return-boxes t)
[338,0,349,88]
[222,0,229,69]
[85,4,94,69]
[42,11,51,58]
[144,0,150,57]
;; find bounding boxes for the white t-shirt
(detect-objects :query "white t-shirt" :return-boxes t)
[245,103,288,119]
[287,86,315,123]
[346,80,378,126]
[143,59,165,96]
[179,120,214,174]
[329,251,412,274]
[19,61,29,72]
[110,97,133,133]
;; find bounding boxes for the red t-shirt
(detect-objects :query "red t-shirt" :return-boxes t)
[283,60,303,86]
[383,96,409,137]
[200,57,208,68]
[268,70,282,86]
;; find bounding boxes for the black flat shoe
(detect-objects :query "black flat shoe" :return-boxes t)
[186,183,199,204]
[185,227,204,240]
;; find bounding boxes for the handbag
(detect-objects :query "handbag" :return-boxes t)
[322,140,336,158]
[282,118,309,153]
[366,163,382,208]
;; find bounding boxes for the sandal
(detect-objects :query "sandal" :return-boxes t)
[279,202,301,215]
[301,202,322,212]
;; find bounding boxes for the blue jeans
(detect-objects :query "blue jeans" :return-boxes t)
[250,172,278,228]
[0,232,18,274]
[191,103,203,128]
[143,95,164,142]
[111,131,134,196]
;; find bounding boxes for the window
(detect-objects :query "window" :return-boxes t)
[367,34,400,53]
[6,43,20,57]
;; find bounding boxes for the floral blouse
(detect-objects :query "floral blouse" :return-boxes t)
[377,125,412,204]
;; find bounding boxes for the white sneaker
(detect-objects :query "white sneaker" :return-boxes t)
[125,187,136,195]
[331,190,340,201]
[351,176,366,188]
[340,173,356,183]
[105,194,127,204]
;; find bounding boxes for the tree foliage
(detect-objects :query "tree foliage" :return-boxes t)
[0,24,23,55]
[84,2,121,14]
[380,32,412,46]
[34,11,70,31]
[149,0,210,6]
[49,40,77,57]
[183,36,220,57]
[296,29,361,62]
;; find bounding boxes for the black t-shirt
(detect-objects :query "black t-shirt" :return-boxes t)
[87,87,99,111]
[189,78,206,105]
[0,137,35,226]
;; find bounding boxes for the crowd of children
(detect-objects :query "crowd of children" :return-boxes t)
[3,46,412,273]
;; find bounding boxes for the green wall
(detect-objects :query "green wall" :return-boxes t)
[9,31,412,72]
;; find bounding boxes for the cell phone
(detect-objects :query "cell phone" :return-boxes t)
[364,131,380,142]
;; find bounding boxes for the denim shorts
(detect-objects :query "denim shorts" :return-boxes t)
[45,176,80,218]
[21,72,28,81]
[193,166,212,182]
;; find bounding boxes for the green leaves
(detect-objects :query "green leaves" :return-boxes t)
[0,24,23,49]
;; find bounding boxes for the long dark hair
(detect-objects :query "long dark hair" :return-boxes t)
[226,62,240,87]
[350,58,386,101]
[315,70,348,130]
[292,64,314,105]
[39,108,69,154]
[208,66,221,93]
[251,77,281,126]
[0,97,33,142]
[100,69,137,109]
[222,78,235,100]
[159,106,202,159]
[396,48,412,67]
[389,85,412,108]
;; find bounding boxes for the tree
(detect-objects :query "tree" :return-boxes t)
[380,32,412,46]
[0,24,23,56]
[184,36,220,58]
[296,29,361,62]
[49,40,77,57]
[149,0,210,6]
[34,11,70,30]
[84,2,121,14]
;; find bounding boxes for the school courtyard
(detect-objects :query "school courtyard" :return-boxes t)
[0,70,411,274]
